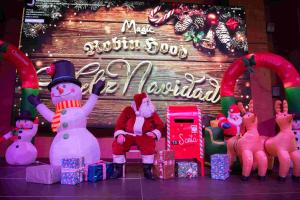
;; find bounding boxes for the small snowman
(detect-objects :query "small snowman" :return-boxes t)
[0,111,38,165]
[28,60,105,166]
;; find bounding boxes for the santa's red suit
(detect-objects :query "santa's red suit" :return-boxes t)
[217,104,242,140]
[112,93,164,164]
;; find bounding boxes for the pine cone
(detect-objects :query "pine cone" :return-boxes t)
[193,16,205,29]
[174,15,193,34]
[216,22,232,50]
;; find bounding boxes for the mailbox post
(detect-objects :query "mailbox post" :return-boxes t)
[167,105,205,176]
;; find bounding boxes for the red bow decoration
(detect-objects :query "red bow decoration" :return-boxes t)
[226,18,239,30]
[46,63,55,77]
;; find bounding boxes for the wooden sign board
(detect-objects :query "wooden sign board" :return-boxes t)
[16,1,249,129]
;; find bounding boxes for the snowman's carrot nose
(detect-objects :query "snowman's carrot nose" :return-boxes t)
[57,86,64,94]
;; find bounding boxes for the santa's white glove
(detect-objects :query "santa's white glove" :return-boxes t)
[117,135,126,144]
[146,132,156,139]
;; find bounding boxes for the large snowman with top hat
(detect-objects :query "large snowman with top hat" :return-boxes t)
[28,60,105,166]
[0,111,38,165]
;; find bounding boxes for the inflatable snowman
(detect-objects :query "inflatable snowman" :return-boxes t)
[0,111,38,165]
[28,60,105,166]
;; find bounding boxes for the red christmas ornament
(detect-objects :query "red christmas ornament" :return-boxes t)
[226,18,239,30]
[46,63,55,77]
[174,8,182,15]
[207,13,218,25]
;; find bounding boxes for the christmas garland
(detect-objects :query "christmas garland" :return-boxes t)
[148,4,248,56]
[23,1,248,57]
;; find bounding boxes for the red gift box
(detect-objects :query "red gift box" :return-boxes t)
[153,150,175,179]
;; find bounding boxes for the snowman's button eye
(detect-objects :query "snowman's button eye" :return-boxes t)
[16,145,19,148]
[19,130,22,133]
[63,133,69,140]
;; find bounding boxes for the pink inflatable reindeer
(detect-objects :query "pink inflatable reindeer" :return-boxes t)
[227,100,268,181]
[264,100,300,181]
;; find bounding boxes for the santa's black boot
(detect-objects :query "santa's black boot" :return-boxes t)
[143,164,155,180]
[292,175,300,182]
[111,163,123,179]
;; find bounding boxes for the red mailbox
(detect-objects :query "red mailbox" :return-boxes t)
[167,105,205,176]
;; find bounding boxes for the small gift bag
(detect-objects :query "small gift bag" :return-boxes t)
[88,161,114,182]
[61,157,85,185]
[210,154,230,180]
[26,164,61,184]
[153,150,175,179]
[176,161,199,178]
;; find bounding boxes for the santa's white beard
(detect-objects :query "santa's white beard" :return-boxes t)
[139,103,155,118]
[228,115,242,126]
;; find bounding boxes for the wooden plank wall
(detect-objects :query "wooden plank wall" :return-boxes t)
[20,4,249,128]
[229,0,274,135]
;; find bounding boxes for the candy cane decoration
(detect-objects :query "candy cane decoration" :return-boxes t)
[220,52,300,115]
[148,6,175,26]
[197,107,204,159]
[0,40,39,117]
[167,107,171,150]
[197,106,205,176]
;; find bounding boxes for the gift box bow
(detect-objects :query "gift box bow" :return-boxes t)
[154,160,174,166]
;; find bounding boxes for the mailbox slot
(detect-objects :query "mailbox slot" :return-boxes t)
[174,119,194,123]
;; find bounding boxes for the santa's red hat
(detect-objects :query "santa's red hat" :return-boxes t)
[229,104,240,114]
[217,113,226,120]
[133,93,147,111]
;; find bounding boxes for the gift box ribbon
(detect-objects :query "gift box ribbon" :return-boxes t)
[87,160,107,181]
[154,160,174,165]
[155,153,175,178]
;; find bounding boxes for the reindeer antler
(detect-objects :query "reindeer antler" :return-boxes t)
[249,100,254,113]
[283,100,288,114]
[274,100,282,114]
[237,102,246,114]
[237,100,254,114]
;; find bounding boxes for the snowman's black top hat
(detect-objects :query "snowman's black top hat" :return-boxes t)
[47,60,82,90]
[16,110,34,121]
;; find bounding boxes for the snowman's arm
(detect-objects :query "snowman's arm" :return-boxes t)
[31,123,39,135]
[3,131,13,140]
[82,94,98,116]
[36,104,54,122]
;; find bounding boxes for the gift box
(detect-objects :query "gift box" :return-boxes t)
[88,161,114,182]
[176,161,199,178]
[210,154,230,180]
[153,150,175,179]
[61,157,85,185]
[26,165,61,184]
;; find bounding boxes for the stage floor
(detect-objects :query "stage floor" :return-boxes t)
[0,160,300,200]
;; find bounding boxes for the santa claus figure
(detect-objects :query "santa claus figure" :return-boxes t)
[111,93,164,180]
[217,104,242,140]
